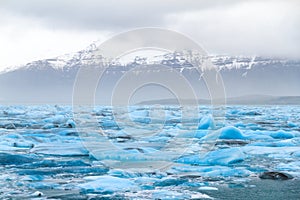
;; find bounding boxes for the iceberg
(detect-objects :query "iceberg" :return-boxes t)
[129,110,151,124]
[198,115,215,130]
[43,115,67,124]
[169,165,251,178]
[30,143,89,156]
[152,190,190,200]
[178,130,208,138]
[219,126,246,140]
[270,130,294,139]
[199,186,218,191]
[79,175,139,193]
[177,147,246,166]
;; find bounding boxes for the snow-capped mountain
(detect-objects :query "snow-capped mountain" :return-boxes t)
[2,43,298,74]
[0,42,103,74]
[0,42,299,104]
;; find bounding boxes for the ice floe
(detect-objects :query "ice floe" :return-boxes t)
[0,105,299,199]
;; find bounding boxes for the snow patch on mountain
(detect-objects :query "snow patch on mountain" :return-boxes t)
[1,41,299,75]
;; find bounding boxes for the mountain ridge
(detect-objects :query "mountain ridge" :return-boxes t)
[137,95,300,105]
[1,41,300,74]
[0,41,299,104]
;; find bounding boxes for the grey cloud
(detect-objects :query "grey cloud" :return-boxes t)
[0,0,299,58]
[0,0,242,30]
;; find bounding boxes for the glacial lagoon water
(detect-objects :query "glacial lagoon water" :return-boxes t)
[0,105,299,199]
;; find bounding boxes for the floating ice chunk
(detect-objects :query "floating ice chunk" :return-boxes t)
[250,139,296,147]
[0,144,20,151]
[31,191,43,197]
[219,126,246,140]
[12,141,34,148]
[292,150,300,157]
[3,107,26,115]
[0,122,16,129]
[152,190,190,200]
[293,131,300,137]
[108,167,166,179]
[243,132,274,141]
[242,146,299,156]
[18,166,108,176]
[147,136,170,143]
[28,182,60,189]
[191,193,213,199]
[1,133,34,149]
[100,119,119,129]
[169,165,251,178]
[0,153,40,165]
[56,129,79,136]
[177,147,246,166]
[4,133,24,139]
[30,143,88,156]
[154,177,186,187]
[234,122,246,128]
[164,111,182,125]
[129,110,150,124]
[22,175,44,181]
[79,175,139,193]
[65,119,76,128]
[125,189,212,199]
[89,148,175,162]
[24,159,90,168]
[287,121,297,127]
[134,177,159,186]
[90,150,145,161]
[109,169,143,179]
[276,161,300,171]
[42,123,58,129]
[24,109,52,119]
[43,115,67,124]
[198,115,215,130]
[179,130,208,138]
[204,167,251,178]
[238,110,261,116]
[199,186,218,191]
[270,130,294,139]
[109,130,132,139]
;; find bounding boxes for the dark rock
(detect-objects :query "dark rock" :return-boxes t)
[259,171,293,180]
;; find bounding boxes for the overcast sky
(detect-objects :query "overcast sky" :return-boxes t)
[0,0,299,70]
